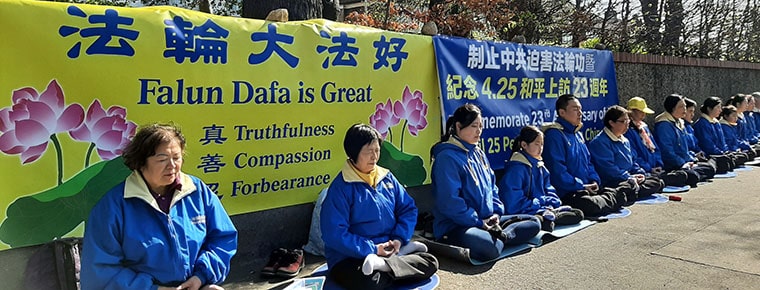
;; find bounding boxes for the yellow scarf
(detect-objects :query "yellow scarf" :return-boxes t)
[349,162,378,187]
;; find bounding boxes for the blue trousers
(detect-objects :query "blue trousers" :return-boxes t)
[438,214,540,261]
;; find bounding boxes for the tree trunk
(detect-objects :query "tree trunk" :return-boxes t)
[243,0,322,20]
[571,0,583,47]
[639,0,662,53]
[198,0,211,13]
[662,0,684,55]
[620,0,632,52]
[600,0,616,47]
[322,0,338,21]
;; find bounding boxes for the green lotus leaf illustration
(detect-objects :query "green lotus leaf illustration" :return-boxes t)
[0,157,131,247]
[378,140,426,187]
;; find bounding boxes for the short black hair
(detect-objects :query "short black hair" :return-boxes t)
[663,94,684,113]
[343,124,382,162]
[603,105,628,129]
[122,123,186,171]
[555,94,577,113]
[684,98,697,108]
[721,105,737,119]
[700,97,722,114]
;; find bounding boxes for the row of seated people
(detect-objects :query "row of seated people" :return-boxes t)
[690,94,760,171]
[79,91,760,290]
[428,93,760,263]
[320,92,760,289]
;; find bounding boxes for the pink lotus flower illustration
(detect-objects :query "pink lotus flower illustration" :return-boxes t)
[368,86,428,152]
[0,80,136,186]
[369,99,400,139]
[369,86,429,187]
[0,80,138,248]
[393,86,428,138]
[70,100,137,166]
[0,80,84,173]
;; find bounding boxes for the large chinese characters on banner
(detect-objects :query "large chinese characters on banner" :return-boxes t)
[433,36,619,170]
[0,1,440,249]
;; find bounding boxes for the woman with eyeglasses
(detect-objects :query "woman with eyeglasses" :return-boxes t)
[82,123,238,290]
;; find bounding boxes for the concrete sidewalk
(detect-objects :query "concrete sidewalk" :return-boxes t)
[223,166,760,289]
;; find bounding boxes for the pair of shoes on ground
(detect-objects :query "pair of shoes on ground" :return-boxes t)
[262,248,304,277]
[414,212,435,239]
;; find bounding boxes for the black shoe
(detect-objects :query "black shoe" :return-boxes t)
[535,214,555,232]
[489,228,509,243]
[415,212,435,239]
[261,248,287,276]
[555,209,584,225]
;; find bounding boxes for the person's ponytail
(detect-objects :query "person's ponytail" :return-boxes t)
[440,116,456,142]
[511,135,523,154]
[431,116,456,160]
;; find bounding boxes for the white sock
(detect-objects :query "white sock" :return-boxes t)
[361,254,389,275]
[398,241,428,256]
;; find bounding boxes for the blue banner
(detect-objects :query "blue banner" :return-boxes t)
[433,35,619,170]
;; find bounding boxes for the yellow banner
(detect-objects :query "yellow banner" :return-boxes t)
[0,0,440,249]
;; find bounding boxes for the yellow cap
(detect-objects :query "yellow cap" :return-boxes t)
[627,97,654,114]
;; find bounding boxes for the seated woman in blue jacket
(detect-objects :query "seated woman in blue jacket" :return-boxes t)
[498,125,584,231]
[82,123,238,290]
[625,97,689,187]
[728,94,760,146]
[720,105,757,161]
[743,95,760,142]
[728,94,760,156]
[431,104,540,262]
[683,98,720,176]
[744,93,760,141]
[653,94,713,186]
[693,97,745,170]
[588,106,664,203]
[321,124,437,290]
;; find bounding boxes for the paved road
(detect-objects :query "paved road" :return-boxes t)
[224,166,760,289]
